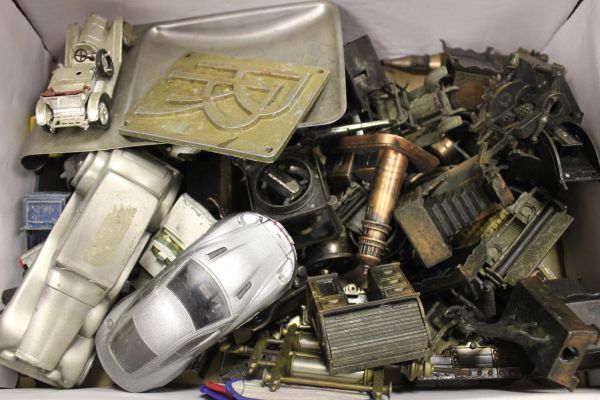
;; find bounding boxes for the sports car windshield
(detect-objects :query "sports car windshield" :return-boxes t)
[166,260,230,330]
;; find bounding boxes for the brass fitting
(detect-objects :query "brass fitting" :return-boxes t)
[382,53,444,74]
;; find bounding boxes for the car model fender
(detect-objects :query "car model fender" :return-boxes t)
[86,90,108,122]
[96,17,125,101]
[106,17,124,70]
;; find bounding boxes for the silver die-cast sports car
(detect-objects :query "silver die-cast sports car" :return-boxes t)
[95,212,297,392]
[35,14,134,132]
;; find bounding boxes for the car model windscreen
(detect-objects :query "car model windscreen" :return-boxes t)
[110,318,157,373]
[167,259,230,330]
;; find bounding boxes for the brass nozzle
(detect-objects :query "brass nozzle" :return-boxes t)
[382,53,444,73]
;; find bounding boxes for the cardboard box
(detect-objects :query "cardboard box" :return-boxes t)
[1,0,598,398]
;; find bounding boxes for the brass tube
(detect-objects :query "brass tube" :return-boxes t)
[264,372,391,399]
[358,149,409,266]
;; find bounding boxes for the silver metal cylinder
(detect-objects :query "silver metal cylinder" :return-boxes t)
[295,332,321,353]
[289,354,369,384]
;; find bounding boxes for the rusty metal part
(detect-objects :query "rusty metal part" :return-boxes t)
[401,67,465,148]
[326,152,378,193]
[238,142,342,248]
[345,35,390,113]
[454,208,510,248]
[457,277,599,390]
[383,67,427,92]
[441,42,508,111]
[307,265,431,374]
[544,278,600,371]
[229,325,392,399]
[344,35,409,124]
[394,156,513,268]
[407,343,524,386]
[327,133,438,266]
[416,189,572,296]
[451,70,490,110]
[329,133,439,172]
[262,370,392,399]
[429,137,464,165]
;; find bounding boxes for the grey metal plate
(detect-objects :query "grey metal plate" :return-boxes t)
[21,1,345,168]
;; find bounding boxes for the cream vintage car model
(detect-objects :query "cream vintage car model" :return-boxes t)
[35,14,134,132]
[0,150,180,388]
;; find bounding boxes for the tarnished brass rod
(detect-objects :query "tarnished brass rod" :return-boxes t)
[359,150,409,266]
[326,133,439,267]
[263,372,392,399]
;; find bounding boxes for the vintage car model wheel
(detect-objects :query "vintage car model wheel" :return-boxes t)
[94,97,111,130]
[96,49,114,78]
[38,104,56,133]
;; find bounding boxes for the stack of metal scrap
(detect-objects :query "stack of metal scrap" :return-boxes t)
[2,7,600,399]
[217,37,600,398]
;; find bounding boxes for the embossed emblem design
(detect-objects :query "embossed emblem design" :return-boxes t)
[135,64,309,130]
[121,53,329,162]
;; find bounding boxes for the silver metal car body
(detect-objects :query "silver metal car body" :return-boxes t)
[0,149,180,388]
[35,14,131,131]
[96,212,296,392]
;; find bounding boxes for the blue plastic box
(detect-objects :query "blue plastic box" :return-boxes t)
[23,192,70,247]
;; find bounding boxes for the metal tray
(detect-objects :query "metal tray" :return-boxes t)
[21,1,345,168]
[128,0,345,129]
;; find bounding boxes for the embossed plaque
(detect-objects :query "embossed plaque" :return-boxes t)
[120,53,329,162]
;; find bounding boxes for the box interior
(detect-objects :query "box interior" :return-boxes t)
[1,0,599,398]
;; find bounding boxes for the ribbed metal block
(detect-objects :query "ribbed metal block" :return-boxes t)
[321,298,430,374]
[427,185,494,238]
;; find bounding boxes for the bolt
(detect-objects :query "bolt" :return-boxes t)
[520,205,534,217]
[487,246,500,260]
